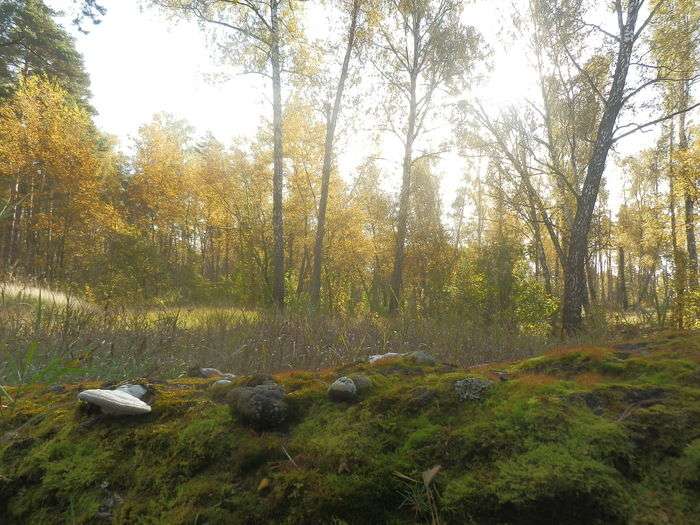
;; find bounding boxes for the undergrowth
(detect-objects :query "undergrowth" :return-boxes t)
[0,297,567,385]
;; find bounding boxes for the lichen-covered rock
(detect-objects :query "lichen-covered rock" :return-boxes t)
[115,384,148,400]
[230,381,287,428]
[454,377,493,401]
[328,376,357,402]
[349,374,372,393]
[77,389,152,415]
[407,350,437,366]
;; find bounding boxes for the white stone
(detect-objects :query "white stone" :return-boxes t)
[368,352,403,363]
[78,389,152,415]
[115,384,148,400]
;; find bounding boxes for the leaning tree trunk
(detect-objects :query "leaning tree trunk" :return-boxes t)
[310,0,359,310]
[270,0,285,309]
[561,3,640,334]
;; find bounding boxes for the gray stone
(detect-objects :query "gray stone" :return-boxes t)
[231,382,287,428]
[349,374,372,393]
[328,376,357,402]
[115,384,148,400]
[407,351,437,366]
[48,384,65,394]
[221,373,236,380]
[454,377,493,401]
[211,379,233,388]
[199,367,223,378]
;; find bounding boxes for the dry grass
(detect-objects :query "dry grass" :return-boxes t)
[0,295,564,385]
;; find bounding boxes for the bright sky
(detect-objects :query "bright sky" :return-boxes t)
[46,0,688,215]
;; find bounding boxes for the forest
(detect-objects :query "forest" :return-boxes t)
[1,0,700,523]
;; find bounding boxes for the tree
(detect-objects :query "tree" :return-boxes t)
[652,0,700,289]
[530,0,700,334]
[0,0,91,104]
[309,0,366,311]
[152,0,305,308]
[0,76,122,280]
[374,0,480,313]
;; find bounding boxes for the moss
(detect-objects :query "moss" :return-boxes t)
[1,331,700,524]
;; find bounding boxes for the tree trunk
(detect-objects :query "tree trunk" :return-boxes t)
[310,0,359,310]
[561,2,640,334]
[389,72,417,313]
[618,246,628,310]
[679,102,698,289]
[270,0,285,309]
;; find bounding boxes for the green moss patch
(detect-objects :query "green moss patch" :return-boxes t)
[1,333,699,524]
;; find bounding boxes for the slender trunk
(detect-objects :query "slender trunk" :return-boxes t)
[310,0,359,310]
[607,250,613,304]
[270,0,285,309]
[618,246,628,310]
[389,11,420,314]
[562,2,640,334]
[389,74,417,313]
[668,121,684,328]
[679,102,698,289]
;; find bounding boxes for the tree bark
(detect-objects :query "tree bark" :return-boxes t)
[310,0,360,310]
[270,0,285,309]
[388,9,420,314]
[389,70,417,313]
[561,1,640,334]
[679,100,698,289]
[617,246,628,310]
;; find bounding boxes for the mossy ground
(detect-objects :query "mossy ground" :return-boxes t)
[1,331,699,524]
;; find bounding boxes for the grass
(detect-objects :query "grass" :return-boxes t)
[0,290,569,385]
[1,331,698,524]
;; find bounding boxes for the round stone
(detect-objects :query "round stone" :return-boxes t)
[328,377,357,402]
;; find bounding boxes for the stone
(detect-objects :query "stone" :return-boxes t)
[78,389,151,416]
[349,374,372,393]
[211,379,233,388]
[47,384,65,394]
[368,352,402,363]
[199,367,223,378]
[231,382,287,429]
[409,387,437,408]
[454,378,493,401]
[222,373,236,380]
[115,384,148,400]
[493,371,510,382]
[328,377,357,402]
[407,351,437,366]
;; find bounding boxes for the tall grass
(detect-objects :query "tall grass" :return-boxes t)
[0,294,570,385]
